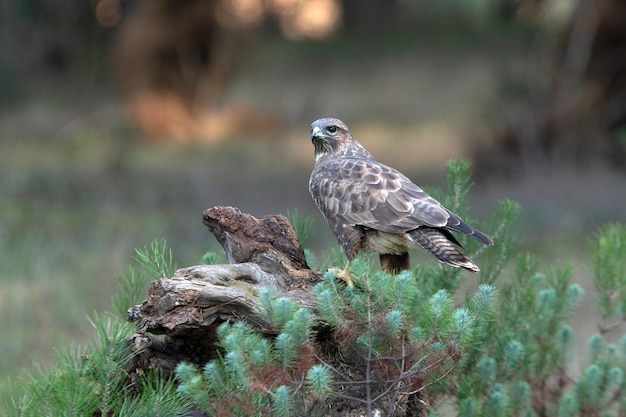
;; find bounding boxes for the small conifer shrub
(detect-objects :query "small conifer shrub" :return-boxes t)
[3,162,626,417]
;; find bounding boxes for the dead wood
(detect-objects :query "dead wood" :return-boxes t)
[124,206,430,416]
[127,206,323,374]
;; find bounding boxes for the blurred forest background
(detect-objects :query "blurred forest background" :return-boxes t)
[1,0,625,380]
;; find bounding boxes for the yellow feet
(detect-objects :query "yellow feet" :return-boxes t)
[327,261,353,286]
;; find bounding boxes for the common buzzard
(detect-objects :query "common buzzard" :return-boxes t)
[308,118,492,280]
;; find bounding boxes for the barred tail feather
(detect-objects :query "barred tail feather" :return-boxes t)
[408,227,480,272]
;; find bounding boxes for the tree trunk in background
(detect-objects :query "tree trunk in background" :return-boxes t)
[475,0,626,177]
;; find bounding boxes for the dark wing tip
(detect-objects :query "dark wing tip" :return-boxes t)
[471,229,494,246]
[446,212,493,246]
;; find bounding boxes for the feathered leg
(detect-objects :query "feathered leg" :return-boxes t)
[379,252,410,273]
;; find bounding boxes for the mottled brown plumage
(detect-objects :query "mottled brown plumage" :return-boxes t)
[308,118,493,274]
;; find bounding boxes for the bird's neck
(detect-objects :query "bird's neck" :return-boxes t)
[313,138,375,163]
[339,140,375,160]
[313,139,332,162]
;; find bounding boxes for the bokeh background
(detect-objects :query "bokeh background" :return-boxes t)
[1,0,625,380]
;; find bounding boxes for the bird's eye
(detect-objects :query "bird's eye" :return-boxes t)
[327,126,338,134]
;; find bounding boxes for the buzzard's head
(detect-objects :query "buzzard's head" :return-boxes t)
[310,118,351,161]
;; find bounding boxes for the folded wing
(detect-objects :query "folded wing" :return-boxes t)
[313,157,492,246]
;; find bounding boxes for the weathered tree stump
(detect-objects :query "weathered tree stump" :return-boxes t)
[127,206,323,375]
[125,206,430,416]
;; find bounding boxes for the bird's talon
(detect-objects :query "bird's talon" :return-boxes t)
[327,266,354,287]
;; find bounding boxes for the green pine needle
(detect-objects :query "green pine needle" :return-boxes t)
[272,385,294,417]
[306,365,334,400]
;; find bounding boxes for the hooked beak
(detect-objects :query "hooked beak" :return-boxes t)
[311,126,323,139]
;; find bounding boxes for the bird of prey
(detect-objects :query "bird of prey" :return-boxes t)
[308,118,492,283]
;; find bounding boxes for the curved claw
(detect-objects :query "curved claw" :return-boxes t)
[327,262,353,287]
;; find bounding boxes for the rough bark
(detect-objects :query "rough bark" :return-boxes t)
[126,206,426,416]
[127,206,323,375]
